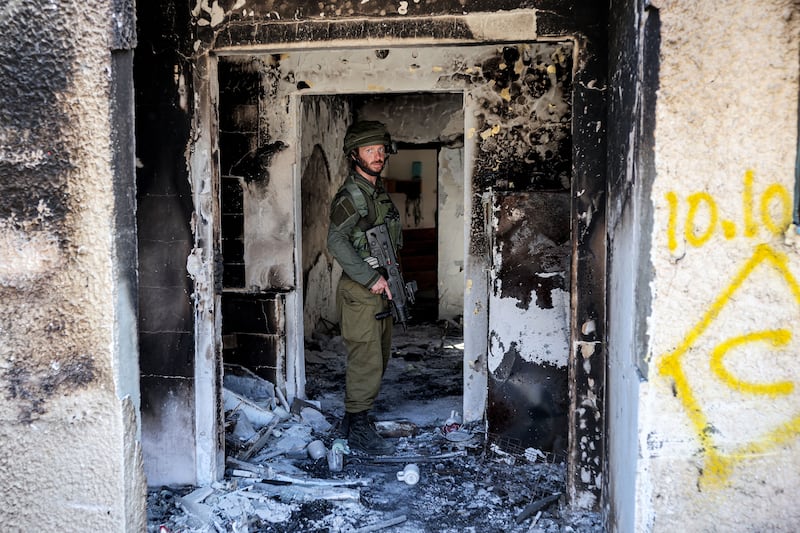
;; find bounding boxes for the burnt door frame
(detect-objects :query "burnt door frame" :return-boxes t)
[191,11,607,507]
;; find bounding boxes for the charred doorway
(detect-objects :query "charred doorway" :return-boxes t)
[138,5,607,508]
[297,92,466,420]
[215,43,574,455]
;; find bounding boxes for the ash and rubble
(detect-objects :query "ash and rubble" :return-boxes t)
[147,322,603,532]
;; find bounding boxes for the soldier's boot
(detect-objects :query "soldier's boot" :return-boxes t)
[347,411,395,455]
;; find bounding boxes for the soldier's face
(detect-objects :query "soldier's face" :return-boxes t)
[356,144,386,172]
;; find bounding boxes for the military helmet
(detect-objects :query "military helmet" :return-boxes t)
[343,120,395,154]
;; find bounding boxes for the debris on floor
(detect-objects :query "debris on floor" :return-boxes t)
[147,322,603,532]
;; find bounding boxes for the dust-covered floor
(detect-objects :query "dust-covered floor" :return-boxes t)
[147,322,604,532]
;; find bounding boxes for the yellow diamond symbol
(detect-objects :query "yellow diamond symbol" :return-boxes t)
[658,244,800,487]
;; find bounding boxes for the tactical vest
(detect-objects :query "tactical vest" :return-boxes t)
[341,175,402,258]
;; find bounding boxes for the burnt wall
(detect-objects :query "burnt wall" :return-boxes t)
[137,0,609,506]
[0,0,145,529]
[135,0,198,485]
[488,192,572,453]
[219,58,262,289]
[565,1,608,511]
[199,0,574,50]
[471,45,572,192]
[217,57,293,380]
[222,294,284,383]
[606,0,659,528]
[299,95,351,336]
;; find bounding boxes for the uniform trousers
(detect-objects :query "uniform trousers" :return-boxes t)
[337,275,393,414]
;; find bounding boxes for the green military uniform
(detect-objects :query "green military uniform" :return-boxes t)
[327,170,402,414]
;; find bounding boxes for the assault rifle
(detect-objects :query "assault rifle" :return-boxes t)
[366,224,418,331]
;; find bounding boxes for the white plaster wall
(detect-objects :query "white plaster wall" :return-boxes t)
[438,146,466,320]
[639,1,800,530]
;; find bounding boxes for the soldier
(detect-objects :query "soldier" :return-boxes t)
[327,121,403,455]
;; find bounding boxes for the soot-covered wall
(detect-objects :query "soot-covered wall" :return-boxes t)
[135,0,198,485]
[1,0,146,529]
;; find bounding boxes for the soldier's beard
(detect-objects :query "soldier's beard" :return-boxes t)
[354,155,385,177]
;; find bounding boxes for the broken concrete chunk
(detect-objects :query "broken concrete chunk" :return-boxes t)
[177,494,214,526]
[216,491,253,520]
[250,482,360,503]
[182,485,215,504]
[231,412,257,442]
[300,406,332,433]
[223,387,277,428]
[223,364,276,405]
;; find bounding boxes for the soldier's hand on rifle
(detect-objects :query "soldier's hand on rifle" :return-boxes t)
[370,277,393,300]
[363,256,380,269]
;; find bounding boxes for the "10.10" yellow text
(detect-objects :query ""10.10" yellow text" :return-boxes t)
[666,170,792,252]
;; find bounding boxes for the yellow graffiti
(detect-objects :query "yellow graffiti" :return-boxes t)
[720,219,737,239]
[666,191,679,252]
[760,183,792,235]
[658,244,800,487]
[665,170,792,251]
[743,169,758,238]
[685,192,718,247]
[709,330,794,396]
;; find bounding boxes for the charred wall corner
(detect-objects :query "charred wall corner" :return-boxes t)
[605,0,660,527]
[567,1,609,512]
[1,0,146,528]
